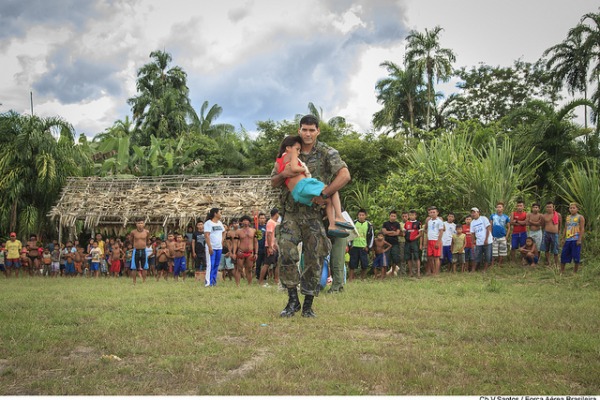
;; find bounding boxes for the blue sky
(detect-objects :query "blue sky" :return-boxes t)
[0,0,597,137]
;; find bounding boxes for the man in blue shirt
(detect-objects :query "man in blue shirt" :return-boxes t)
[490,202,511,268]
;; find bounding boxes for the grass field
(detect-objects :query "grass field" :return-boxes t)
[0,262,599,395]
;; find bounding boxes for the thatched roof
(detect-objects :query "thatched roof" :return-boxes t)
[49,175,280,235]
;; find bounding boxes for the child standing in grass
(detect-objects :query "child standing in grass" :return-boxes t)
[403,210,422,277]
[51,246,61,277]
[74,246,84,277]
[425,206,444,275]
[560,203,585,274]
[155,241,170,282]
[462,216,475,272]
[42,248,52,277]
[442,213,456,268]
[372,232,392,280]
[451,225,466,273]
[90,241,102,278]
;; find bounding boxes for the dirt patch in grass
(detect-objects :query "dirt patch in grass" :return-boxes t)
[0,359,9,375]
[220,348,270,382]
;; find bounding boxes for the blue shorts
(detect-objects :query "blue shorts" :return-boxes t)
[65,262,75,274]
[464,247,473,262]
[372,253,388,268]
[291,178,325,206]
[561,240,581,264]
[130,248,149,270]
[540,232,560,254]
[6,259,20,268]
[511,232,527,249]
[0,264,5,272]
[525,255,539,265]
[90,262,99,271]
[174,256,187,276]
[475,244,492,264]
[442,245,453,263]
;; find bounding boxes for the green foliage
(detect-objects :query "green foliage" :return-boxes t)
[0,111,90,236]
[128,50,198,146]
[556,160,600,234]
[445,60,561,124]
[504,99,595,193]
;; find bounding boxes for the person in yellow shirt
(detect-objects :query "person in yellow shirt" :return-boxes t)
[5,232,22,278]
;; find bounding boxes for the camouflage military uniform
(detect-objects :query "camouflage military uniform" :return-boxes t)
[271,140,348,296]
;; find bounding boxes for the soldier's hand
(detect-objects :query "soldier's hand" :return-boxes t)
[311,196,326,206]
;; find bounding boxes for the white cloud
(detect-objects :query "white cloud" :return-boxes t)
[0,0,596,138]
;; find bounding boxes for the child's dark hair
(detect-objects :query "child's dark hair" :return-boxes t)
[278,135,302,158]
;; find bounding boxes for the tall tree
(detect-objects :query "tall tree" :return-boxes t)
[570,10,600,153]
[405,26,456,130]
[544,26,591,128]
[128,50,198,146]
[0,111,89,236]
[373,61,427,140]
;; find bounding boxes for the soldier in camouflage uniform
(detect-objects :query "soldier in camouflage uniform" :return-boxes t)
[271,115,351,317]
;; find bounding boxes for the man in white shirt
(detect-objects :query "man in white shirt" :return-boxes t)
[470,207,492,272]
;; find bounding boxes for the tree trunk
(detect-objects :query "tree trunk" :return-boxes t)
[10,198,17,233]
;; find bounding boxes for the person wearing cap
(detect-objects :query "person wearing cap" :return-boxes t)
[5,233,22,277]
[470,207,492,271]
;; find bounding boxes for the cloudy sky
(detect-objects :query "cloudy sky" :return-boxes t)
[0,0,597,137]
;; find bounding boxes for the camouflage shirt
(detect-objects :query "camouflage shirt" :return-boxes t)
[271,140,348,216]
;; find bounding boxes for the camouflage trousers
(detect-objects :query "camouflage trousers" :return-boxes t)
[277,211,331,296]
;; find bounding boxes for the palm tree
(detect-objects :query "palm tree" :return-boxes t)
[373,61,426,139]
[194,101,235,138]
[570,11,600,152]
[544,27,591,128]
[405,26,456,131]
[128,50,198,146]
[0,111,88,235]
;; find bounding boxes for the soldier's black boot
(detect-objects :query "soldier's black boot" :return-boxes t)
[280,287,301,317]
[301,295,316,318]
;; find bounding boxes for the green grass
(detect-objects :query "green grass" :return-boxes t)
[0,262,599,395]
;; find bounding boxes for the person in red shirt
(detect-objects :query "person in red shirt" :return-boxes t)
[511,200,528,262]
[463,216,475,272]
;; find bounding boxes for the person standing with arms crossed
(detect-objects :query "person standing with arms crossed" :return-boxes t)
[271,115,350,317]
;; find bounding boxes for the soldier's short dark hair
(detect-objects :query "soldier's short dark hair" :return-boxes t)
[299,114,319,128]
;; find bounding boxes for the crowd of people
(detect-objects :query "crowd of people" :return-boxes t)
[0,209,282,286]
[353,200,585,279]
[0,199,586,285]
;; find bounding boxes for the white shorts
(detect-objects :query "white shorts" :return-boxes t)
[492,237,508,257]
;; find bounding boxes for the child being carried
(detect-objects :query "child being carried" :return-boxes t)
[276,135,352,238]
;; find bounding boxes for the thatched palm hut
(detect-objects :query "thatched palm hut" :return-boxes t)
[49,175,280,239]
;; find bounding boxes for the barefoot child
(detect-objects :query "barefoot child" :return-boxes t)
[372,232,392,279]
[275,135,352,238]
[74,247,84,277]
[451,225,466,273]
[109,241,123,278]
[42,248,52,277]
[155,241,170,282]
[560,203,585,274]
[519,237,539,267]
